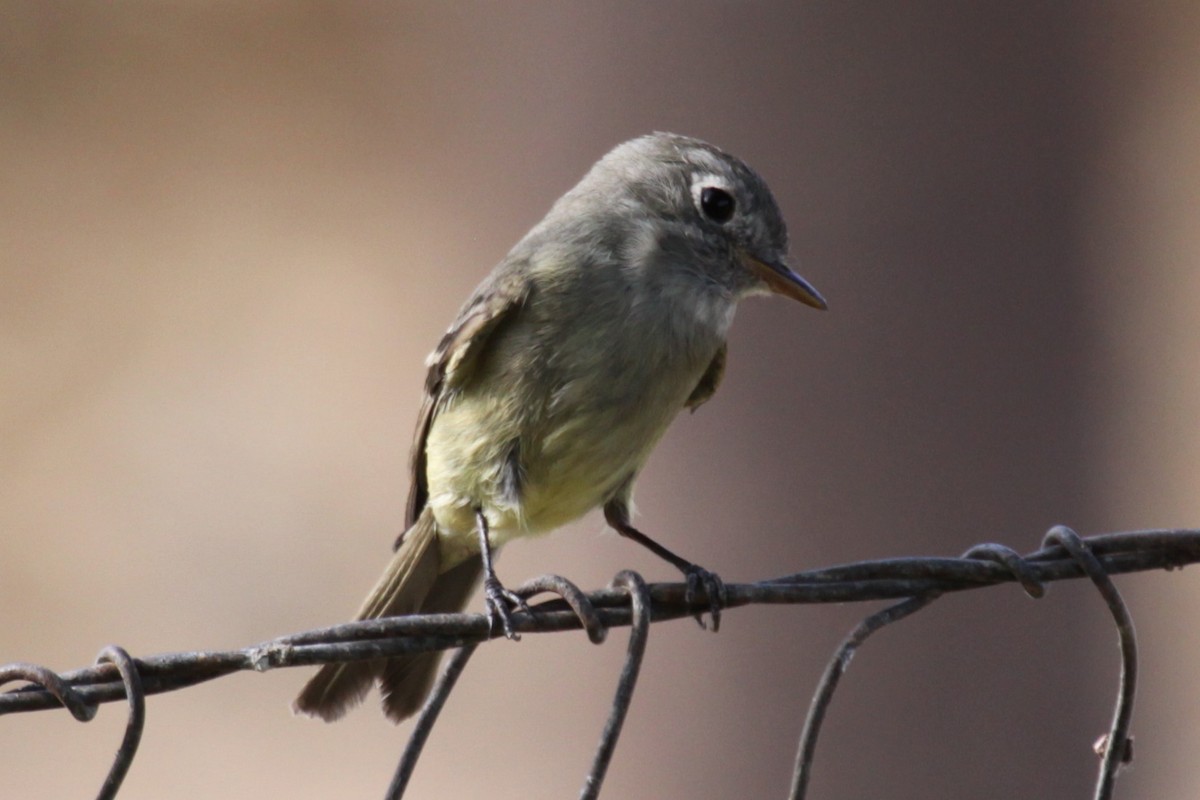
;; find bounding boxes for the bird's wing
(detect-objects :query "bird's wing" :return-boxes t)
[685,342,727,412]
[403,270,531,532]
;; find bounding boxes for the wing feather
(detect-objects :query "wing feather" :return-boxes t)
[685,342,727,412]
[402,271,531,532]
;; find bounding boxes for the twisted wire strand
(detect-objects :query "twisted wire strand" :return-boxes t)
[1,527,1191,799]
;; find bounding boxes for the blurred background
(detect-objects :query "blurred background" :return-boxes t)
[3,3,1199,798]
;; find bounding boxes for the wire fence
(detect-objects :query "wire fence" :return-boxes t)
[3,526,1196,799]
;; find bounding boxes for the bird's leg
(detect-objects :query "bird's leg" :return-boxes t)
[475,508,529,640]
[603,499,726,631]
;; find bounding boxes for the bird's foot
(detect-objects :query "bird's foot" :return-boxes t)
[483,575,530,640]
[682,564,727,632]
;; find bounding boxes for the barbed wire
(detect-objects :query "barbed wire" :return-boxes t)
[2,526,1196,799]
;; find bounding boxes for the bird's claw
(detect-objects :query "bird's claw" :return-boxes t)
[682,564,726,632]
[483,575,530,640]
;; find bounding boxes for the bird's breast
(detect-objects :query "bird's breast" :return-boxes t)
[424,256,735,552]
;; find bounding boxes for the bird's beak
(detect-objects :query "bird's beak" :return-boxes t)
[741,252,828,310]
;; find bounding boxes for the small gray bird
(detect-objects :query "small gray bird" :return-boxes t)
[294,132,826,723]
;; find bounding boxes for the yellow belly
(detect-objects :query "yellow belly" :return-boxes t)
[423,368,694,569]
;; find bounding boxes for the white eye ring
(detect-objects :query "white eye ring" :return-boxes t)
[691,174,736,224]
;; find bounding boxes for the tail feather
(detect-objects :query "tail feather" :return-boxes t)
[379,555,482,721]
[293,510,441,722]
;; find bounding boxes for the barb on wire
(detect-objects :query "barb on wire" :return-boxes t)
[1,528,1194,800]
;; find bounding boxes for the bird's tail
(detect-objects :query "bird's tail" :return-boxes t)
[292,509,483,723]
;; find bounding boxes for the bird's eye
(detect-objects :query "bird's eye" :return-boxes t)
[699,186,735,224]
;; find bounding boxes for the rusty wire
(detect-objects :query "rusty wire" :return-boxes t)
[1,527,1197,798]
[386,572,610,798]
[385,644,478,799]
[1,645,145,800]
[580,570,651,800]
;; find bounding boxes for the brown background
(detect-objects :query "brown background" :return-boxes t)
[3,3,1199,798]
